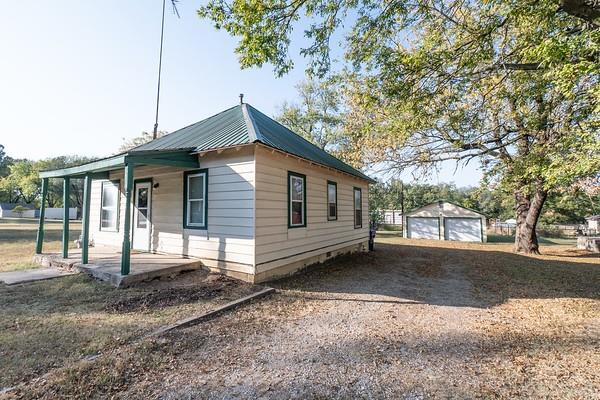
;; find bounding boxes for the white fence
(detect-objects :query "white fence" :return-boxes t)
[44,208,77,220]
[0,209,36,218]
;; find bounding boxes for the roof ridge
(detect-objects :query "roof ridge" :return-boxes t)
[245,104,371,181]
[241,103,261,142]
[128,104,242,153]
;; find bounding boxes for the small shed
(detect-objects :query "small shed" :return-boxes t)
[403,201,487,242]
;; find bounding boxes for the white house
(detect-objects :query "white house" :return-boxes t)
[38,103,373,283]
[586,215,599,234]
[403,201,487,242]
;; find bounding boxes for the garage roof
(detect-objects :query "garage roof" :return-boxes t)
[405,201,486,217]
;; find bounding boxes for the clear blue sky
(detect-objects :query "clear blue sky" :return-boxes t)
[0,0,481,187]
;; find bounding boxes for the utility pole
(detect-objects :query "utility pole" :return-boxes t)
[400,181,405,216]
[153,0,167,140]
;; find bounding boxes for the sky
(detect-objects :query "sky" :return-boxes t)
[0,1,481,187]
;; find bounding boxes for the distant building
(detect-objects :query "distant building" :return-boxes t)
[586,215,600,234]
[403,201,487,242]
[382,210,403,225]
[0,203,36,218]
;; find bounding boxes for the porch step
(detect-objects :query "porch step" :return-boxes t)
[32,253,80,273]
[78,260,204,288]
[33,250,205,288]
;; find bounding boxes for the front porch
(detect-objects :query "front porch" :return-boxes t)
[34,245,203,287]
[35,149,201,282]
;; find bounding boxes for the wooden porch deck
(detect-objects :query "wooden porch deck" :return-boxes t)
[34,245,203,287]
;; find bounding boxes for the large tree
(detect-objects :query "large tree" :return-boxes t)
[277,79,344,151]
[119,131,167,153]
[199,0,599,253]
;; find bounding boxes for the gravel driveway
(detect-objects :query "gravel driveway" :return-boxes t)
[13,238,600,399]
[147,238,599,399]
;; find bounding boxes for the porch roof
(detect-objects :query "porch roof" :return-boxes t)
[39,150,200,178]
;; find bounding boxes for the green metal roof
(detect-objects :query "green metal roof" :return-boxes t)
[131,103,373,182]
[41,104,373,181]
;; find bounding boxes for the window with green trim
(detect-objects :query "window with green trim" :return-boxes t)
[354,187,362,229]
[184,169,208,229]
[100,181,119,231]
[288,171,306,228]
[327,181,337,221]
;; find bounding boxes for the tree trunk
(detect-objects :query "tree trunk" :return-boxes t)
[514,187,548,254]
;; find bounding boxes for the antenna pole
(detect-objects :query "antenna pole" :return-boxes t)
[153,0,167,140]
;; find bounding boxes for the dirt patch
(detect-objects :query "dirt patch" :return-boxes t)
[0,270,261,391]
[105,275,240,313]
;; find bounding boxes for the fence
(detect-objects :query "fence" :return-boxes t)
[489,220,583,238]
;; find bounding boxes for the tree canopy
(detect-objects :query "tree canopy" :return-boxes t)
[277,79,344,151]
[200,0,599,253]
[119,131,167,152]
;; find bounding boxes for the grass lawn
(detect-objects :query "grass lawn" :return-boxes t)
[487,232,577,246]
[1,223,598,398]
[0,220,261,392]
[0,218,81,272]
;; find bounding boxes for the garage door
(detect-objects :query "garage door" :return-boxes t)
[407,217,440,240]
[444,218,482,242]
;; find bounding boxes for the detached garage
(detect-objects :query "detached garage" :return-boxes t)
[404,201,487,242]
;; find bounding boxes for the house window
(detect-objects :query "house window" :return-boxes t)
[327,181,337,221]
[184,169,208,229]
[100,181,119,231]
[288,171,306,228]
[354,187,362,229]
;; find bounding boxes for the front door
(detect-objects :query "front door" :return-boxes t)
[132,181,152,251]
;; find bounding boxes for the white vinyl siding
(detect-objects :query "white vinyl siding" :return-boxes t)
[254,146,369,273]
[88,148,256,274]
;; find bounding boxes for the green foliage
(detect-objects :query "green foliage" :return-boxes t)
[0,154,95,209]
[198,0,600,248]
[10,205,29,217]
[0,161,39,204]
[277,78,344,152]
[119,131,167,153]
[0,144,13,178]
[369,180,597,223]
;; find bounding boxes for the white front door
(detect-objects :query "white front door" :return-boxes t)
[132,181,152,251]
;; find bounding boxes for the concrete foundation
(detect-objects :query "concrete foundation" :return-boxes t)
[34,246,203,288]
[252,240,369,283]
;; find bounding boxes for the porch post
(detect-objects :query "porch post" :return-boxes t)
[120,163,134,275]
[35,178,49,254]
[81,174,92,264]
[62,177,70,258]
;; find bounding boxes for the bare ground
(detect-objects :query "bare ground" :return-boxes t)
[0,271,261,391]
[6,237,599,399]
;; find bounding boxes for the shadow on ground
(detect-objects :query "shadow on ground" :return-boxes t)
[271,241,600,308]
